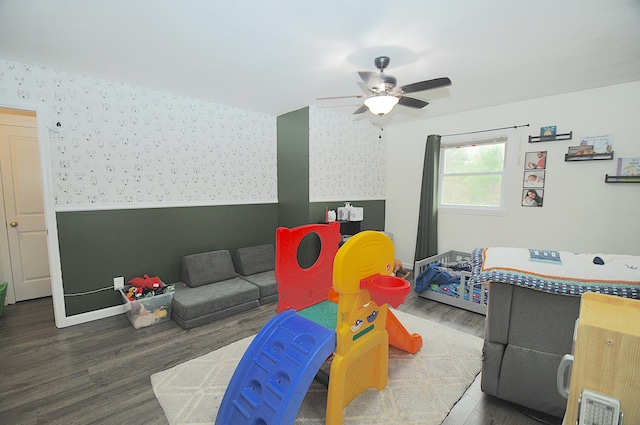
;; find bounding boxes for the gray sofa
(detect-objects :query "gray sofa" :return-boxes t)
[171,245,276,329]
[234,244,278,305]
[481,281,580,418]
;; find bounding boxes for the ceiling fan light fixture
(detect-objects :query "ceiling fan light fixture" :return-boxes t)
[364,95,399,115]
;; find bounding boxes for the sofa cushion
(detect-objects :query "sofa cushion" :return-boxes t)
[482,281,582,418]
[508,283,579,353]
[234,244,275,276]
[172,300,260,329]
[497,345,567,418]
[181,250,236,288]
[238,270,277,298]
[171,278,259,320]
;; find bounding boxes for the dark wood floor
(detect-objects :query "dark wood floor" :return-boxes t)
[0,290,562,425]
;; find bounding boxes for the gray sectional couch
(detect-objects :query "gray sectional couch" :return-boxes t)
[234,244,279,305]
[171,244,276,329]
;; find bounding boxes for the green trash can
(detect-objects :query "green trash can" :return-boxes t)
[0,282,7,317]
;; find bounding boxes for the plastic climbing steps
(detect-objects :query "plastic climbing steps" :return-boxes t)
[215,309,337,425]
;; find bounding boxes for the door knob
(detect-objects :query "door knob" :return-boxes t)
[9,221,18,227]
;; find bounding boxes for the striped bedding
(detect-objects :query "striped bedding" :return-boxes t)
[469,247,640,298]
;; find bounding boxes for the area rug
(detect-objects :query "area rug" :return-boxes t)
[151,309,483,425]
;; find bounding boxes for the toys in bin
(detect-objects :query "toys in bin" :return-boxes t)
[121,274,175,329]
[125,274,174,301]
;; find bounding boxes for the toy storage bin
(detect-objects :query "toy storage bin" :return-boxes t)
[119,285,174,329]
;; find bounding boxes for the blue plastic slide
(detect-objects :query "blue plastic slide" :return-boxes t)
[215,309,336,425]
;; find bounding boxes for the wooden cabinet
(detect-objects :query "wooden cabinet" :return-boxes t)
[563,292,640,424]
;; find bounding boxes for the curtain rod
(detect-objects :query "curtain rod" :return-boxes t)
[440,124,529,138]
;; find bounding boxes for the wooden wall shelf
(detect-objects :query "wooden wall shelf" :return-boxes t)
[565,151,614,162]
[605,174,640,183]
[529,131,572,143]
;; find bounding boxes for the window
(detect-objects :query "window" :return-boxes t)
[438,130,512,214]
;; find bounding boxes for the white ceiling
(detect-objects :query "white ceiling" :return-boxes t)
[1,0,639,125]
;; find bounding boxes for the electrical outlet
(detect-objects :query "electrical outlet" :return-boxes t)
[113,276,125,290]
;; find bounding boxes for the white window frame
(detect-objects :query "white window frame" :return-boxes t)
[438,128,515,216]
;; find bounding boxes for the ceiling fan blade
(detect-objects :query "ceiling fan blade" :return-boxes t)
[316,94,365,100]
[353,104,369,115]
[357,81,373,95]
[358,71,383,89]
[399,77,452,94]
[398,96,429,109]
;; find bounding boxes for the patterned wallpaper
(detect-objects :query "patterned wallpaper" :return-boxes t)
[309,107,386,202]
[0,59,386,210]
[0,60,277,210]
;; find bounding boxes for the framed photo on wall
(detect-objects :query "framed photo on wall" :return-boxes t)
[522,189,543,207]
[525,151,547,170]
[523,170,545,188]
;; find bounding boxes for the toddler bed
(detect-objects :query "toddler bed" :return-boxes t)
[414,250,489,315]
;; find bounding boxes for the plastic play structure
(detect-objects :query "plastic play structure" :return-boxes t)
[215,222,422,425]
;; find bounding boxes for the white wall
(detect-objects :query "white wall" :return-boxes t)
[386,81,640,265]
[309,106,386,202]
[0,59,278,210]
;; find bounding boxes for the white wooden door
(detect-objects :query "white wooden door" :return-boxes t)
[0,119,52,301]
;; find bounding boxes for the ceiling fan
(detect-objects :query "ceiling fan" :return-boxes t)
[317,56,451,116]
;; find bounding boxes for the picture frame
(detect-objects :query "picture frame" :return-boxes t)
[523,170,545,188]
[525,151,547,170]
[522,189,543,207]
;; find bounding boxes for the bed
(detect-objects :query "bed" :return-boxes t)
[470,246,640,298]
[414,250,489,315]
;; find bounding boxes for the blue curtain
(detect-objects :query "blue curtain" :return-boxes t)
[414,134,440,262]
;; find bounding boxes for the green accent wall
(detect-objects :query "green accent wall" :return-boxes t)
[57,204,278,315]
[277,107,316,267]
[277,107,310,228]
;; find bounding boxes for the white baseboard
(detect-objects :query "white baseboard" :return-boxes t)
[57,304,125,328]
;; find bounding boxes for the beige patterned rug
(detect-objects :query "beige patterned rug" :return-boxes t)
[151,309,483,425]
